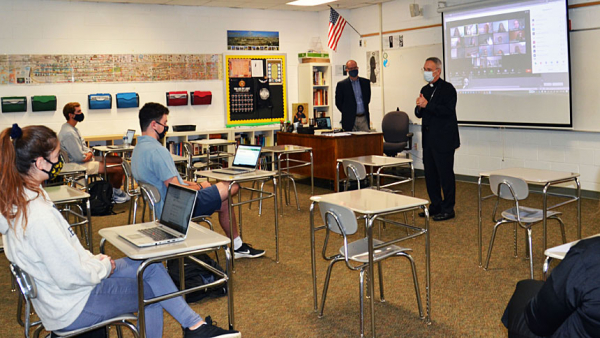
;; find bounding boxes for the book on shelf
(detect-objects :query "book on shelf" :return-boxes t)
[313,69,326,86]
[313,88,328,106]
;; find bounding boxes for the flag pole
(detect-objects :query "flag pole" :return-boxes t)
[328,5,362,37]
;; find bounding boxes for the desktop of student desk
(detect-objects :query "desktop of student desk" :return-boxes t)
[276,132,383,183]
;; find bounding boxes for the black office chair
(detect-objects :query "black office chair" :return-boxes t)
[382,110,413,157]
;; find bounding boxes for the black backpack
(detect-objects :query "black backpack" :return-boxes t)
[88,181,115,216]
[167,254,227,303]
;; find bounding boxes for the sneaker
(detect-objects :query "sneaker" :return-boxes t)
[112,188,131,203]
[113,188,126,198]
[234,243,265,259]
[184,316,241,338]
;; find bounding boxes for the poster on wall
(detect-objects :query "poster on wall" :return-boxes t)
[292,103,308,124]
[366,51,380,87]
[383,34,404,50]
[0,53,223,85]
[227,31,280,51]
[226,54,287,127]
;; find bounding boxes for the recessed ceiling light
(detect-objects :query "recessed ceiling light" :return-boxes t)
[287,0,337,6]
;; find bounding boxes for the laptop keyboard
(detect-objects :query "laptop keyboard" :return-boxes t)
[138,227,176,241]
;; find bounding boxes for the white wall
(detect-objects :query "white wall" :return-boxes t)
[0,0,321,135]
[346,0,600,192]
[3,0,600,192]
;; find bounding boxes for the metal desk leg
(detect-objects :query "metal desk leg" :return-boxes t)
[273,176,279,263]
[542,256,552,281]
[228,182,236,272]
[310,202,317,312]
[424,206,432,325]
[310,151,314,196]
[543,184,549,251]
[367,215,376,338]
[577,178,581,240]
[478,176,483,267]
[335,162,340,192]
[224,246,235,329]
[85,197,93,254]
[278,154,284,216]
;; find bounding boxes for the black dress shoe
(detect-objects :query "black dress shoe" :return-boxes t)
[419,211,439,218]
[433,211,455,222]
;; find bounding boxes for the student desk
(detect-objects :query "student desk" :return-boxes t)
[57,162,89,191]
[309,189,431,337]
[276,132,383,189]
[336,155,414,193]
[478,167,581,267]
[189,139,236,171]
[261,145,314,215]
[92,145,135,180]
[194,170,279,271]
[542,233,600,280]
[99,223,233,338]
[44,185,93,252]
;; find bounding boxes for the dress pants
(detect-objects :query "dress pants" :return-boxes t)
[422,145,456,215]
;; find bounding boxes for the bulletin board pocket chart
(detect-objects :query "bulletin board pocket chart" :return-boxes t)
[225,54,287,127]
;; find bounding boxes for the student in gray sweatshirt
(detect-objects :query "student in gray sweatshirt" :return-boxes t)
[0,124,240,338]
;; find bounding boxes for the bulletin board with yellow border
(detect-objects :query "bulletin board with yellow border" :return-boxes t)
[225,54,287,127]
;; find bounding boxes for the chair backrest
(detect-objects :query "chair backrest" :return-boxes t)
[59,148,71,163]
[121,160,137,193]
[319,201,358,236]
[138,181,161,221]
[381,111,409,143]
[10,264,41,338]
[489,174,529,200]
[342,159,367,181]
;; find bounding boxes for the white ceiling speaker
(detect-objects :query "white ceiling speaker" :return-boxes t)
[410,3,423,17]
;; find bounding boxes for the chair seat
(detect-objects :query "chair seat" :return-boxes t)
[53,314,137,336]
[501,206,561,224]
[340,237,412,263]
[383,142,407,157]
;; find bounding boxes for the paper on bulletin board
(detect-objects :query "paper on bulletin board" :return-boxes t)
[251,60,264,77]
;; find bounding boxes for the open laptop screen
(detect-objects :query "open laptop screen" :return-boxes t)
[125,129,135,144]
[315,117,331,129]
[159,185,197,234]
[232,145,262,169]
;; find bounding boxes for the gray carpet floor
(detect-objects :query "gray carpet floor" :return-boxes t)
[0,176,598,337]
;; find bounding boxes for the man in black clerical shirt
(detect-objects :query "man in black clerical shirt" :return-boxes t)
[415,57,460,221]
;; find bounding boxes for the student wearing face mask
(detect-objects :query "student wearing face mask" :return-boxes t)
[131,103,265,260]
[58,102,128,203]
[0,124,241,338]
[335,59,372,131]
[415,57,460,222]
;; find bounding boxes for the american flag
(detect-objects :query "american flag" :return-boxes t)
[328,8,346,51]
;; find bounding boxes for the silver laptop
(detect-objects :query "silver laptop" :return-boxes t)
[108,129,135,149]
[119,184,197,247]
[213,144,262,175]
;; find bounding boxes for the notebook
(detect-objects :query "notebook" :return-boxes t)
[212,144,262,175]
[108,129,135,149]
[315,117,332,130]
[119,184,197,247]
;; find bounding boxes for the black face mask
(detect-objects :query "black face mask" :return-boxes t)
[36,154,64,181]
[155,122,169,140]
[73,113,85,122]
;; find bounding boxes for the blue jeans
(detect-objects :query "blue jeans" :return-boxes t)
[61,258,201,338]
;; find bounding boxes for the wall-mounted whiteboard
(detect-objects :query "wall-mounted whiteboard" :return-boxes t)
[382,43,443,124]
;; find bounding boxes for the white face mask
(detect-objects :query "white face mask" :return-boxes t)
[424,71,435,83]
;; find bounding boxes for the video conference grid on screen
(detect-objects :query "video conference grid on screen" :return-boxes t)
[442,0,571,126]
